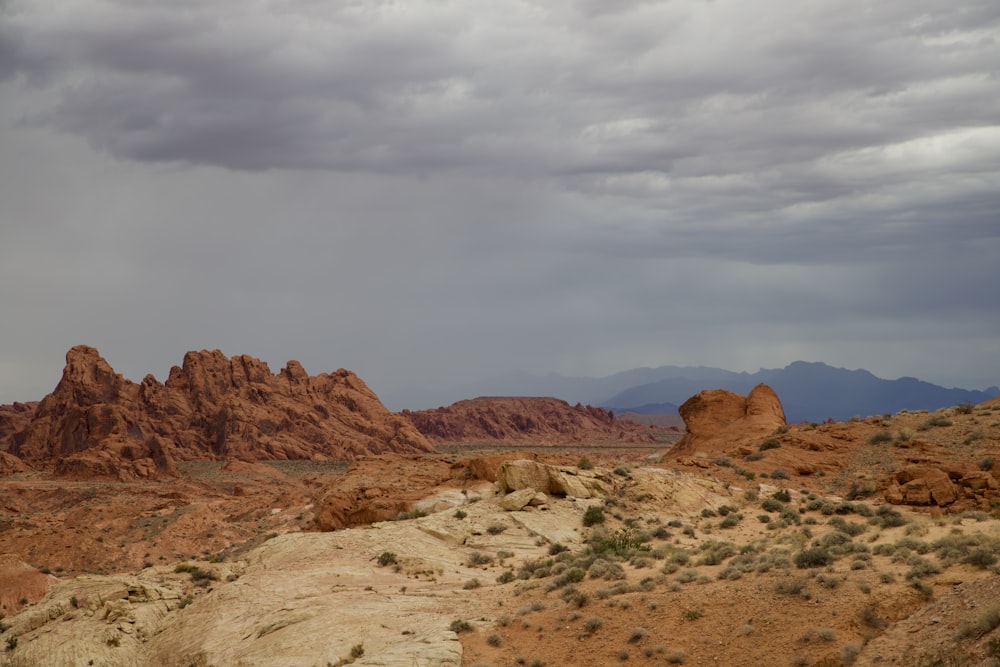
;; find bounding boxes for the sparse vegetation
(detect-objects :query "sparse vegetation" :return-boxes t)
[583,505,605,527]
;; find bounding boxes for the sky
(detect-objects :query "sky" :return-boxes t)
[1,0,999,411]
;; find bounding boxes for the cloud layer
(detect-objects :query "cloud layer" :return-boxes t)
[1,0,998,409]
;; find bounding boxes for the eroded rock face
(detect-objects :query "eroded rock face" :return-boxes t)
[403,397,656,444]
[0,401,37,444]
[9,346,433,479]
[495,459,608,498]
[666,384,787,459]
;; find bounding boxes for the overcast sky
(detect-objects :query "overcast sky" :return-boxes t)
[1,0,998,411]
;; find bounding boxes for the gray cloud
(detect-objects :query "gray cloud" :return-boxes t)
[1,0,998,410]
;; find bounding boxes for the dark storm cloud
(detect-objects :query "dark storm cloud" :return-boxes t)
[1,0,998,408]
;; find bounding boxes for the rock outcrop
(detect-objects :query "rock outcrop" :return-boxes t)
[0,401,37,444]
[495,459,608,499]
[404,396,657,444]
[883,464,999,508]
[9,346,433,479]
[665,384,787,459]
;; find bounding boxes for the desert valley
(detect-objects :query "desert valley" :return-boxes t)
[3,347,1000,667]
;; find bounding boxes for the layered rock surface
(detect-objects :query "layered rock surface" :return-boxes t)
[404,396,657,444]
[8,346,433,479]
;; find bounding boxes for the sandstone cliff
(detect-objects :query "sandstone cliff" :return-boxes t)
[9,346,433,479]
[403,396,656,444]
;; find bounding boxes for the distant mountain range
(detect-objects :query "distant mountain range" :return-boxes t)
[467,362,999,424]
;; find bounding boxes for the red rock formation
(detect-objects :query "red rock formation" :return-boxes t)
[0,554,55,612]
[9,346,433,479]
[666,384,787,458]
[404,397,657,444]
[0,401,37,444]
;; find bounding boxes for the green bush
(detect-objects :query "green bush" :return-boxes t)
[582,505,605,527]
[377,551,398,567]
[868,430,892,445]
[760,438,781,451]
[578,457,594,470]
[794,547,834,569]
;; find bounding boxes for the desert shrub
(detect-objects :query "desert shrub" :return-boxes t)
[760,438,781,451]
[979,457,995,471]
[744,451,764,462]
[795,547,834,569]
[676,569,699,584]
[859,605,886,629]
[453,509,467,519]
[711,456,732,467]
[816,627,836,642]
[463,578,481,590]
[958,605,1000,638]
[871,505,909,528]
[760,498,785,513]
[588,558,625,580]
[719,513,741,529]
[497,570,515,584]
[757,514,771,524]
[449,619,473,633]
[917,415,952,431]
[350,643,365,658]
[613,467,629,477]
[868,430,893,445]
[696,541,738,566]
[840,641,863,665]
[665,648,686,664]
[486,523,507,535]
[772,488,791,503]
[466,552,494,567]
[626,626,648,644]
[774,578,807,595]
[683,609,702,621]
[584,617,603,633]
[963,546,999,569]
[546,543,568,557]
[954,401,974,415]
[549,567,586,590]
[828,517,867,537]
[577,456,594,470]
[846,482,877,500]
[582,505,605,527]
[377,551,398,567]
[771,469,790,480]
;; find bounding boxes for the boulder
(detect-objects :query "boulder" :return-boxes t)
[666,384,786,459]
[499,488,538,511]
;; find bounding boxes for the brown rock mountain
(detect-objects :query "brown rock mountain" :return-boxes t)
[667,383,786,458]
[8,345,433,479]
[403,396,657,444]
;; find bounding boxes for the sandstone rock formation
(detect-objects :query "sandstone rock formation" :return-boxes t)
[495,459,608,499]
[403,396,657,444]
[883,464,999,508]
[0,401,36,444]
[9,346,433,479]
[665,384,786,459]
